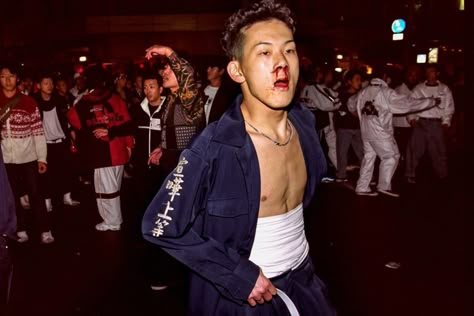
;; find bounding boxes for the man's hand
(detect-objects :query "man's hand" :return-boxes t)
[38,161,47,174]
[434,97,441,107]
[147,147,163,166]
[145,45,174,60]
[247,269,277,307]
[93,128,108,140]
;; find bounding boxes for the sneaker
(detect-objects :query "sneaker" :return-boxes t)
[45,198,53,212]
[17,231,29,243]
[20,195,31,210]
[63,193,80,206]
[321,177,335,183]
[406,177,416,184]
[355,190,379,196]
[384,261,401,269]
[41,231,55,244]
[95,222,121,231]
[150,284,168,291]
[335,178,349,183]
[377,189,400,198]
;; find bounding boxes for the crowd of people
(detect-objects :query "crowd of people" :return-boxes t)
[0,0,464,314]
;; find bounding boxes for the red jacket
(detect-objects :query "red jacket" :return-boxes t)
[67,89,133,169]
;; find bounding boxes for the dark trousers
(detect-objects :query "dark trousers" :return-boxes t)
[336,128,363,179]
[0,236,12,315]
[189,256,336,316]
[5,161,50,233]
[40,141,74,199]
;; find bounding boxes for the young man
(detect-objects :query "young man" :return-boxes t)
[334,70,364,182]
[404,64,455,184]
[142,1,334,314]
[0,63,54,244]
[129,71,166,216]
[144,44,206,176]
[34,73,80,212]
[67,65,134,231]
[348,65,440,197]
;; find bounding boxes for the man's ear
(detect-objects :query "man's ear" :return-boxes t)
[159,86,163,94]
[227,61,245,84]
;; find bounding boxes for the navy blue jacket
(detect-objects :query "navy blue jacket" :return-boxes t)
[0,146,16,237]
[142,95,327,313]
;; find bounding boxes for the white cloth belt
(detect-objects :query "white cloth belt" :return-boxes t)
[249,203,309,278]
[276,289,300,316]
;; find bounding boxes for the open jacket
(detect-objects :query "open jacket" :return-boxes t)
[142,95,327,313]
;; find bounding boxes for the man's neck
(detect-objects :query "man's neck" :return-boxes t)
[2,88,17,98]
[426,80,438,86]
[240,99,288,131]
[209,78,221,88]
[148,98,162,107]
[41,91,52,101]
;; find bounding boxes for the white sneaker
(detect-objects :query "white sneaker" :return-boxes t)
[150,284,168,291]
[20,195,31,210]
[17,231,29,243]
[355,190,379,197]
[377,189,400,198]
[95,222,121,231]
[41,231,55,244]
[384,261,401,269]
[45,198,53,212]
[63,193,80,206]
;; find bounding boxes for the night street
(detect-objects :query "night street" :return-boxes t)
[5,145,466,316]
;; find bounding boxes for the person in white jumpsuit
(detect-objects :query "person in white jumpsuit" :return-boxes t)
[348,66,439,197]
[300,67,341,170]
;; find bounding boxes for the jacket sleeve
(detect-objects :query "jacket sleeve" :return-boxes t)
[30,105,47,163]
[67,106,82,130]
[168,53,205,125]
[385,88,436,115]
[108,98,135,147]
[142,149,260,304]
[440,86,455,126]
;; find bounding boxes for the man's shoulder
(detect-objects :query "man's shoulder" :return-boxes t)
[18,94,39,112]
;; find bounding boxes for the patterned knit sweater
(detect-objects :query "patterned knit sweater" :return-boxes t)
[0,90,47,164]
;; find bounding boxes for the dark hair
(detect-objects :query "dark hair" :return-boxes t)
[35,71,55,83]
[221,0,296,60]
[84,64,113,90]
[372,64,389,80]
[142,71,163,86]
[344,69,362,82]
[0,62,20,77]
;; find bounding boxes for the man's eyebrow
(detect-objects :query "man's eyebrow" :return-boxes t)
[252,39,295,49]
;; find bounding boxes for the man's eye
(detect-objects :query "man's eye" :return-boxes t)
[286,48,296,54]
[259,51,270,56]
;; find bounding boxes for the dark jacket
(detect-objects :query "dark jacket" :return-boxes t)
[67,89,134,169]
[129,96,165,168]
[34,93,71,141]
[142,95,327,314]
[0,146,16,237]
[333,90,360,130]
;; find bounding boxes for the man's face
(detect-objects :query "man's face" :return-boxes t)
[236,19,299,110]
[0,68,18,92]
[158,64,178,91]
[143,79,163,104]
[75,76,86,90]
[426,67,438,83]
[406,69,419,86]
[22,78,33,93]
[135,76,143,90]
[207,66,223,82]
[115,74,127,89]
[349,74,362,91]
[38,78,54,95]
[56,80,68,95]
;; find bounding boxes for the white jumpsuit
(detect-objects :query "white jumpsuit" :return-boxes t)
[300,84,340,168]
[348,78,436,193]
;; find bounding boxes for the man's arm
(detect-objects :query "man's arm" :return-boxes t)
[30,105,48,167]
[440,86,455,126]
[142,149,260,304]
[386,88,437,115]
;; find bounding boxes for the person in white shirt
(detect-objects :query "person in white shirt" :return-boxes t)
[348,65,439,197]
[404,64,455,183]
[203,60,225,125]
[300,66,341,172]
[393,65,421,174]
